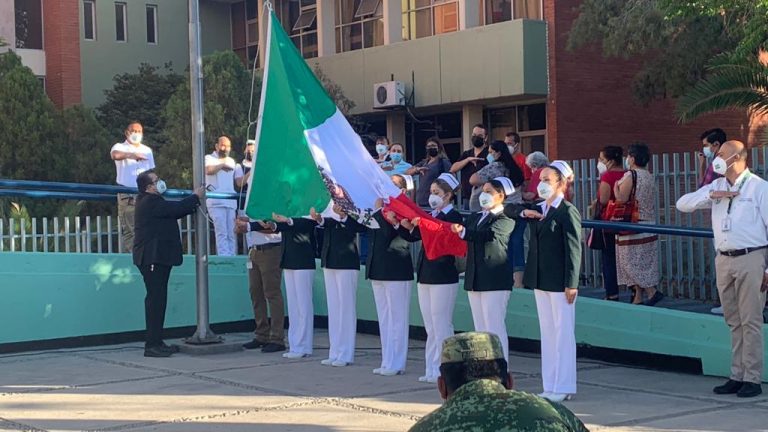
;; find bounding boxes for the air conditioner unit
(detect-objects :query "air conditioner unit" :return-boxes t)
[373,81,405,109]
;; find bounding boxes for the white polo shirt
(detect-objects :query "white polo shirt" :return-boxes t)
[204,152,243,209]
[111,141,155,188]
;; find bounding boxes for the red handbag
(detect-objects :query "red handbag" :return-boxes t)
[602,171,639,232]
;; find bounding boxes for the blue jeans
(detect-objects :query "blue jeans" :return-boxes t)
[507,219,527,273]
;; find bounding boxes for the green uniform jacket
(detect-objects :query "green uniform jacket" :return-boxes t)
[463,211,515,292]
[408,379,590,432]
[320,216,366,270]
[274,218,318,270]
[505,201,582,292]
[366,211,414,281]
[399,209,464,285]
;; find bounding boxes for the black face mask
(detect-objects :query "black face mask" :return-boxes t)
[218,150,230,158]
[427,148,439,158]
[472,136,485,148]
[245,153,253,161]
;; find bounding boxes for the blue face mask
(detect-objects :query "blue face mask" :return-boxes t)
[390,153,403,163]
[486,153,495,164]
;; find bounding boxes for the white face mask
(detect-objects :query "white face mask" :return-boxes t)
[129,132,143,144]
[478,192,495,209]
[597,161,607,175]
[712,154,735,176]
[428,194,444,210]
[507,145,516,154]
[155,180,167,194]
[376,144,388,155]
[537,182,554,200]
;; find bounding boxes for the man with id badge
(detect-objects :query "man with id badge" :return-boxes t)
[677,140,768,398]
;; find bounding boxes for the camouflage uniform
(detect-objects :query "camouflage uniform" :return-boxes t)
[409,332,589,432]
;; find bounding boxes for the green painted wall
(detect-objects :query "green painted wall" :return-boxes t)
[313,19,548,115]
[2,252,764,381]
[79,0,232,107]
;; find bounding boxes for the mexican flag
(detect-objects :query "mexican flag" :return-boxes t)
[245,9,466,260]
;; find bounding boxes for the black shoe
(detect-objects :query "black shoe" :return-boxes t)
[713,379,743,394]
[243,339,267,350]
[144,346,173,358]
[159,343,180,354]
[643,291,664,306]
[261,343,286,353]
[737,382,763,398]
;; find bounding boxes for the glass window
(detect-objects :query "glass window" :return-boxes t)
[246,0,258,20]
[513,0,542,19]
[274,0,317,59]
[115,2,127,42]
[83,1,96,41]
[15,0,43,49]
[483,0,512,25]
[401,0,458,41]
[146,5,158,44]
[517,103,546,131]
[487,104,547,155]
[232,1,259,69]
[336,0,383,53]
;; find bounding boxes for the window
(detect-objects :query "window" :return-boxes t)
[232,0,260,68]
[335,0,384,53]
[487,103,546,154]
[115,2,127,42]
[83,0,96,41]
[481,0,542,25]
[513,0,542,19]
[274,0,318,59]
[146,5,157,44]
[15,0,44,49]
[401,0,458,41]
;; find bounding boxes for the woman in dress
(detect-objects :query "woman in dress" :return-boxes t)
[614,143,663,306]
[406,137,452,207]
[596,146,626,301]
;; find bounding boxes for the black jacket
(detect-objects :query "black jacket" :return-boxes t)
[320,216,366,270]
[400,209,464,284]
[462,210,515,292]
[505,201,582,292]
[133,193,199,267]
[275,218,318,270]
[366,211,414,281]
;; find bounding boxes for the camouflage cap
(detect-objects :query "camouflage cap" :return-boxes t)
[440,332,505,364]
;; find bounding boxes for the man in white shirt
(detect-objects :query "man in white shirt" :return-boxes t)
[205,136,244,256]
[677,140,767,398]
[110,121,155,253]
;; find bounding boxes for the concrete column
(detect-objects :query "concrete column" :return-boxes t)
[459,0,480,30]
[257,0,266,69]
[382,0,402,45]
[387,112,407,148]
[461,105,484,150]
[316,0,335,56]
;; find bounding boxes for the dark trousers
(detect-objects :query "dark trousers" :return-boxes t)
[601,234,618,297]
[138,264,172,348]
[507,218,527,272]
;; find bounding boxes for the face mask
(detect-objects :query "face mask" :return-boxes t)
[486,153,496,164]
[712,154,735,175]
[624,157,631,170]
[155,180,167,195]
[597,161,607,175]
[245,153,253,161]
[537,182,554,200]
[703,146,713,158]
[507,145,516,154]
[478,192,494,209]
[427,148,439,158]
[390,153,403,163]
[376,144,388,155]
[428,194,444,209]
[129,133,143,144]
[471,136,485,148]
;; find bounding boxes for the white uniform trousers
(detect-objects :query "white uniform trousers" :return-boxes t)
[284,269,315,355]
[467,290,511,363]
[534,289,577,394]
[418,283,458,379]
[372,280,412,372]
[207,206,236,256]
[323,268,358,363]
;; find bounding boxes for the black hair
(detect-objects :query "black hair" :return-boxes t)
[125,120,142,131]
[136,169,156,193]
[601,145,624,166]
[700,128,726,146]
[432,178,457,200]
[628,142,651,167]
[489,140,525,187]
[472,123,487,133]
[439,359,510,394]
[505,132,520,144]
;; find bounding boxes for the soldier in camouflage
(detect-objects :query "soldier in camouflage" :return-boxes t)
[408,332,589,432]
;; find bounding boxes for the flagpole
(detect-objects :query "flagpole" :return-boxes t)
[186,0,220,345]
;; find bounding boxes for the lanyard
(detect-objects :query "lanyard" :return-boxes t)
[726,174,750,214]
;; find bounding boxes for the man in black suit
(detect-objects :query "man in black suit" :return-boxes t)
[133,170,204,357]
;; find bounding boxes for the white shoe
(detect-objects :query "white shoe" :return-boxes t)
[711,306,724,315]
[545,393,573,402]
[425,376,438,384]
[331,360,349,367]
[378,368,403,376]
[537,392,552,398]
[418,375,429,382]
[282,352,308,359]
[373,368,384,375]
[320,359,334,366]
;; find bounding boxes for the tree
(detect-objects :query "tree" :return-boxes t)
[160,51,255,188]
[313,63,369,135]
[96,63,183,150]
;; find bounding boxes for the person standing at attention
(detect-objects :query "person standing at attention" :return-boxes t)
[205,136,243,256]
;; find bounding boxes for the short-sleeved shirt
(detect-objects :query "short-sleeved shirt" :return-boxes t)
[408,379,589,432]
[382,160,413,176]
[111,141,155,188]
[414,157,452,207]
[513,152,533,182]
[468,162,522,210]
[205,152,243,208]
[457,148,489,201]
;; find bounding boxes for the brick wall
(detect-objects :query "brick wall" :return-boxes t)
[43,0,82,108]
[544,0,766,161]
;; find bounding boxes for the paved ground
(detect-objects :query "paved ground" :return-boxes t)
[1,331,767,432]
